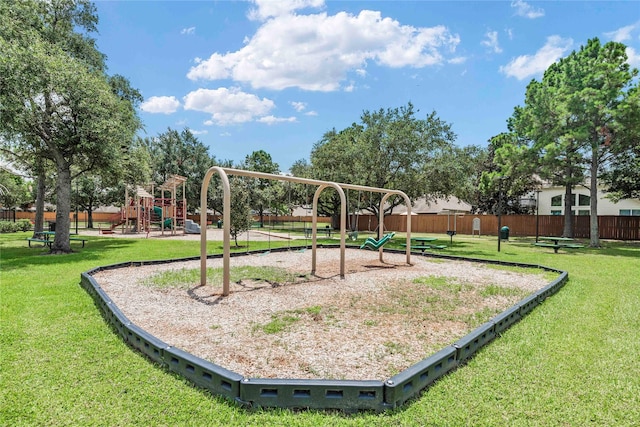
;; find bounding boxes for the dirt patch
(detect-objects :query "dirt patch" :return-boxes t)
[92,249,551,381]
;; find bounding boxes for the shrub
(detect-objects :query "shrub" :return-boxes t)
[0,220,33,233]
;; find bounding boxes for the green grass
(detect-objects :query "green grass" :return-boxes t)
[1,231,639,425]
[144,265,301,288]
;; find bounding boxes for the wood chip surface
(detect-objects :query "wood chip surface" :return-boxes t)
[92,248,550,381]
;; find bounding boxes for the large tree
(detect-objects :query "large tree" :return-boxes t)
[292,103,459,222]
[241,150,281,227]
[509,38,639,245]
[145,128,215,212]
[1,0,141,252]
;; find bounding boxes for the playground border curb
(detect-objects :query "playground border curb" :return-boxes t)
[80,245,568,412]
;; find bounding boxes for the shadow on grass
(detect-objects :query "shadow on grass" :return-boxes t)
[0,236,137,271]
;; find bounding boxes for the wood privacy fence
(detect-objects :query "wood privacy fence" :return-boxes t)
[352,214,639,241]
[5,211,639,240]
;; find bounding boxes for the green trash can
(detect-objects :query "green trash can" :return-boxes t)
[217,220,222,229]
[500,226,509,240]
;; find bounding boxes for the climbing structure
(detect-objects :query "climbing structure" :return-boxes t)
[103,174,189,236]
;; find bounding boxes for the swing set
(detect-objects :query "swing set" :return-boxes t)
[200,167,414,296]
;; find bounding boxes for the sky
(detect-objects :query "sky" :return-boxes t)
[94,0,640,172]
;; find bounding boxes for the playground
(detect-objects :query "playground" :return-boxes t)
[92,247,550,381]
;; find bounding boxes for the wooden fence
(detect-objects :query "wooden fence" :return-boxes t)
[4,210,639,240]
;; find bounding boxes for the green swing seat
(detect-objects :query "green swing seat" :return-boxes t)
[359,232,395,250]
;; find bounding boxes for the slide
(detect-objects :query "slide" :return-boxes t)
[153,206,173,229]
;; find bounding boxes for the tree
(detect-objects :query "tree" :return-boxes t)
[228,177,253,247]
[145,128,215,212]
[477,133,540,215]
[1,0,142,252]
[293,103,459,223]
[241,150,281,226]
[509,38,639,245]
[0,167,32,210]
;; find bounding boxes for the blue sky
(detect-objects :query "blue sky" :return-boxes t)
[95,1,640,172]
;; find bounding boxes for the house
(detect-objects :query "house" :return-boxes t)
[525,185,640,216]
[391,196,472,215]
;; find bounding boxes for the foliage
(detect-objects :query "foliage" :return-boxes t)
[0,0,142,252]
[508,38,639,244]
[0,168,32,209]
[144,128,216,212]
[241,150,282,226]
[228,177,254,246]
[476,133,540,214]
[292,103,460,220]
[0,219,32,233]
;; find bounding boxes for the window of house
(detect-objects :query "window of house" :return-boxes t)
[551,210,562,216]
[551,195,562,206]
[578,210,590,216]
[578,194,590,206]
[634,210,640,216]
[621,209,640,216]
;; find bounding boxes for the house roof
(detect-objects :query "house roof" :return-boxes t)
[392,196,472,215]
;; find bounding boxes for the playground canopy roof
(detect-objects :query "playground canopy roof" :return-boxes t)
[158,174,187,192]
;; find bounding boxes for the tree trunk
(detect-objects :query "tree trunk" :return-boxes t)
[32,162,46,238]
[562,182,574,238]
[50,165,72,253]
[589,148,600,247]
[87,207,94,228]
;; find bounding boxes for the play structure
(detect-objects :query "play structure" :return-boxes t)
[103,174,195,236]
[200,167,413,296]
[81,166,573,412]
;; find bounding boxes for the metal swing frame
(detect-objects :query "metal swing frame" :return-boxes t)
[200,167,413,296]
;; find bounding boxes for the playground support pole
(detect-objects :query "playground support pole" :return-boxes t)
[201,167,231,295]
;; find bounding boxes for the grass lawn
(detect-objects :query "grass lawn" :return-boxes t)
[1,231,639,426]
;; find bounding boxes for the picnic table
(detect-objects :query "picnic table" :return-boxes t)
[401,236,447,252]
[27,231,88,248]
[304,227,332,238]
[534,236,584,253]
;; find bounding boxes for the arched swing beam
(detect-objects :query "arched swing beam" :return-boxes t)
[200,167,412,296]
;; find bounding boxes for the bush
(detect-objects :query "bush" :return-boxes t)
[0,219,33,233]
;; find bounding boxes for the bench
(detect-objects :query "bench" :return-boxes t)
[402,244,447,252]
[27,238,51,248]
[70,237,88,247]
[27,237,88,248]
[533,242,584,253]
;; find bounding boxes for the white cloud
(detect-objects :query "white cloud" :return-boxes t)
[304,110,318,116]
[181,26,196,35]
[481,30,502,53]
[604,23,639,42]
[511,1,544,19]
[448,56,466,65]
[257,115,298,125]
[290,101,307,112]
[506,28,514,40]
[626,46,640,68]
[183,87,275,125]
[248,0,325,21]
[190,129,208,135]
[187,8,461,91]
[500,36,573,80]
[140,96,180,114]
